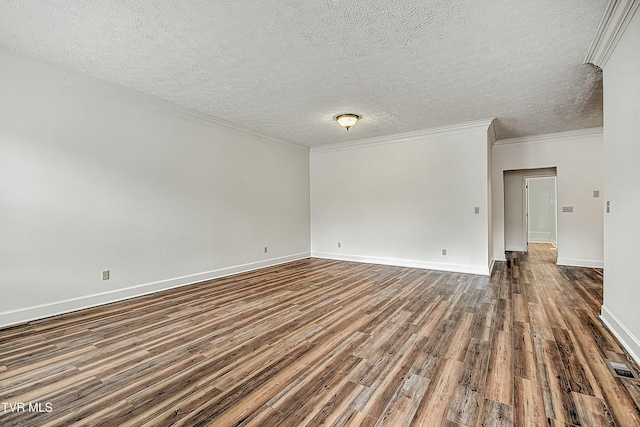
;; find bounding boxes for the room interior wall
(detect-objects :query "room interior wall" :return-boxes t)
[600,6,640,364]
[310,121,494,276]
[528,177,557,244]
[492,129,604,266]
[503,168,556,252]
[0,51,311,328]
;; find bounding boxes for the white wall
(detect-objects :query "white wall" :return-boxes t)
[492,129,603,267]
[310,120,494,276]
[0,51,310,327]
[599,6,640,364]
[528,177,557,244]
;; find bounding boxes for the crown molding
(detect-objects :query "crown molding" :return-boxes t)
[494,127,603,146]
[310,118,496,153]
[487,119,497,146]
[584,0,640,68]
[0,48,309,153]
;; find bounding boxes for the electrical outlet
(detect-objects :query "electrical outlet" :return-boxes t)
[102,270,110,280]
[593,190,600,198]
[474,207,480,214]
[606,201,611,213]
[562,206,573,213]
[264,246,268,253]
[442,249,447,256]
[338,242,341,248]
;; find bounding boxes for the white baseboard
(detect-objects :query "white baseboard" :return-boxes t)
[601,305,640,366]
[493,252,507,262]
[505,245,527,252]
[556,258,604,268]
[0,252,310,329]
[488,257,496,274]
[311,252,491,276]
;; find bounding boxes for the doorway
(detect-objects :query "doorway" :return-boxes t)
[504,167,557,253]
[526,176,557,247]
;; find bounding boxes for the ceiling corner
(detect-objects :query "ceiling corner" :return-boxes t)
[584,0,640,68]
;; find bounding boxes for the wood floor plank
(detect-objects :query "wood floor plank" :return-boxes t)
[513,321,538,382]
[304,380,366,427]
[476,398,514,427]
[374,373,431,427]
[470,302,495,341]
[514,375,547,426]
[553,327,598,397]
[415,300,449,338]
[528,303,555,341]
[534,337,580,424]
[541,297,569,330]
[411,357,463,426]
[572,391,615,427]
[513,293,529,324]
[494,298,512,332]
[444,312,474,362]
[1,243,639,426]
[129,385,223,426]
[352,332,421,420]
[335,409,378,427]
[459,337,491,393]
[237,405,292,427]
[485,330,513,406]
[446,384,483,426]
[407,336,441,380]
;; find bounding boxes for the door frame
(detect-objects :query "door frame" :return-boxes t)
[503,167,557,253]
[524,175,557,251]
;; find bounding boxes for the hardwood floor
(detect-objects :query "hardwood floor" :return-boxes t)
[1,243,639,426]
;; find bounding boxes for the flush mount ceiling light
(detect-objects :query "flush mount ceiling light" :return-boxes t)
[335,114,360,131]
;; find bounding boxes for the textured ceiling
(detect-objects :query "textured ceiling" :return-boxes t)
[0,1,606,147]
